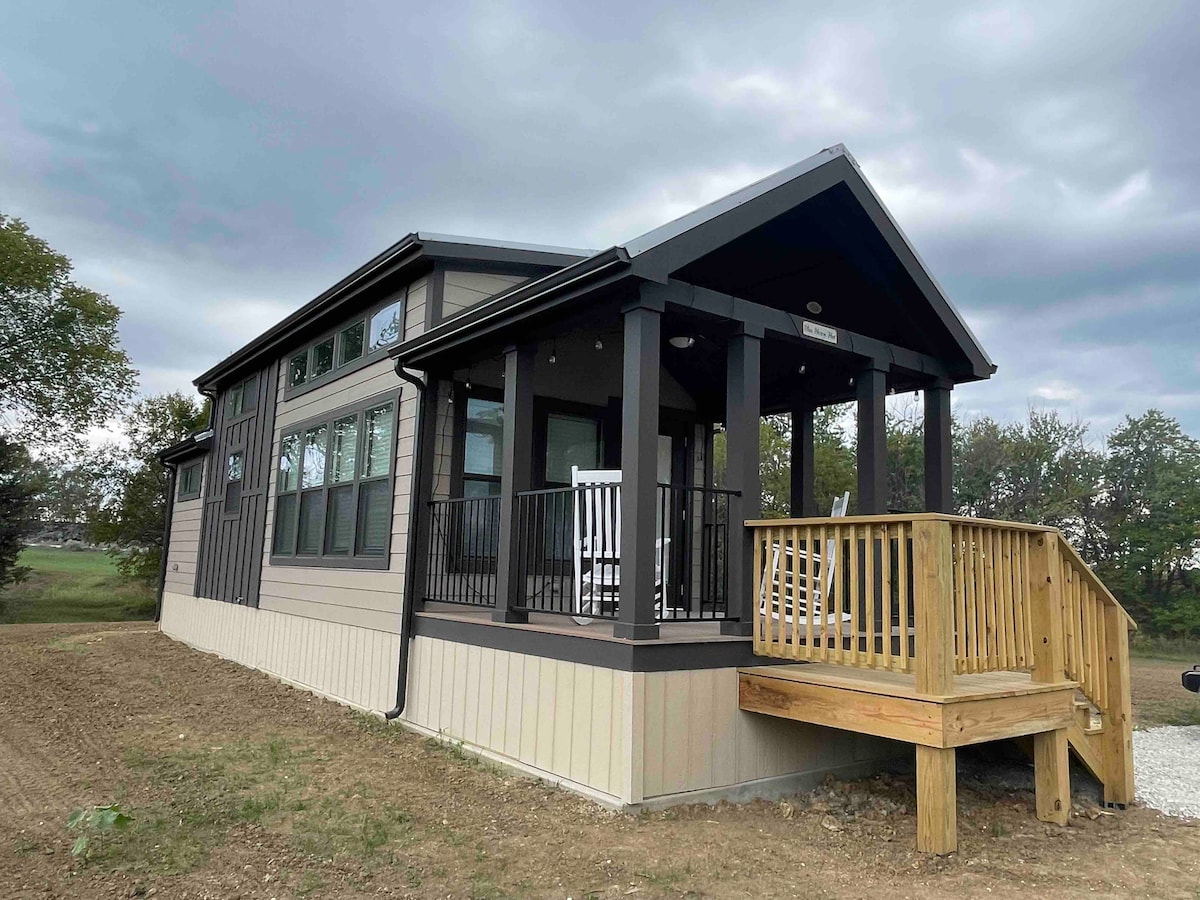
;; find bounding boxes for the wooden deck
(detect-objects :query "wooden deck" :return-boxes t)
[739,664,1076,748]
[740,513,1136,855]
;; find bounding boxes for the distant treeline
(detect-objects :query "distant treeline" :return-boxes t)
[734,405,1200,637]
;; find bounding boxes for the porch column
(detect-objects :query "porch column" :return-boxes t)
[789,397,816,517]
[722,325,763,636]
[615,301,662,640]
[493,344,535,623]
[856,362,888,515]
[923,380,953,513]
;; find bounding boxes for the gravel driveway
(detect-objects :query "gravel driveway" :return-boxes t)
[1134,725,1200,818]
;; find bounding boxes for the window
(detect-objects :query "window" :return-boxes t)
[285,292,406,394]
[225,451,244,515]
[225,374,257,419]
[177,460,203,500]
[272,396,397,566]
[463,397,503,498]
[545,413,602,486]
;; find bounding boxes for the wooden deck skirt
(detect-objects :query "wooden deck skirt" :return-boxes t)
[738,664,1076,749]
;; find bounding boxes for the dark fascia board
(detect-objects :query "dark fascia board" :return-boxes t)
[194,236,589,392]
[390,247,631,367]
[158,433,213,465]
[622,146,996,380]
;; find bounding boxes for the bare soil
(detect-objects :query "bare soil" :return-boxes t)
[1,622,1199,899]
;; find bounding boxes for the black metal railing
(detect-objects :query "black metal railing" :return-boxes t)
[425,495,501,607]
[508,482,738,622]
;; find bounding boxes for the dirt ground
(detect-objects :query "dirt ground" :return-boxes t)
[1,623,1198,899]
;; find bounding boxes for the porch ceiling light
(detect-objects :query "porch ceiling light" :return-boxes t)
[668,335,696,349]
[806,301,823,315]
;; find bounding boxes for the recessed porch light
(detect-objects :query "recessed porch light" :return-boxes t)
[668,336,696,349]
[806,301,823,315]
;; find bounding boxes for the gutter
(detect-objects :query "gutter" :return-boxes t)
[385,362,432,720]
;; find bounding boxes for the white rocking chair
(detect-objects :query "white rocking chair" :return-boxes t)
[570,467,669,625]
[759,492,851,632]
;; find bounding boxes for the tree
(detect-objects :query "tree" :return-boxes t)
[0,214,135,447]
[1093,410,1200,630]
[89,393,208,581]
[887,398,924,513]
[0,437,44,607]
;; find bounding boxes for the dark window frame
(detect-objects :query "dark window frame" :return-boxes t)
[270,391,400,570]
[283,290,408,401]
[177,459,204,501]
[223,448,245,516]
[223,374,259,426]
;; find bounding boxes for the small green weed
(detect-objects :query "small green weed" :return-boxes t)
[67,804,133,860]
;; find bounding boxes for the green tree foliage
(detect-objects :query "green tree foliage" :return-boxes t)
[0,437,44,607]
[1091,410,1200,630]
[90,393,208,581]
[0,214,135,447]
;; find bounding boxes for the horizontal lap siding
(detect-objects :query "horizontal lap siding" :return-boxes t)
[165,500,204,594]
[404,635,629,802]
[440,270,527,320]
[258,277,428,633]
[160,591,400,712]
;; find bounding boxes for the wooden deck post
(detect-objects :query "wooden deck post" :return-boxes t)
[916,745,957,854]
[1102,604,1135,806]
[1034,728,1071,825]
[1028,531,1066,684]
[912,518,954,696]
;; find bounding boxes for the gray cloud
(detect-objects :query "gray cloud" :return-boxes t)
[1,0,1197,437]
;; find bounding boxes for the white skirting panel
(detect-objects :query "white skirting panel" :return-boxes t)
[160,591,400,713]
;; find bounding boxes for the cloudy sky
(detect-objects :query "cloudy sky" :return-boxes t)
[2,1,1197,438]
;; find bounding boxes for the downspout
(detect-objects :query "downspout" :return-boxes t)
[385,362,430,720]
[154,462,178,623]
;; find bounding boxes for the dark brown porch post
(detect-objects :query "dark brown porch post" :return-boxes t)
[493,344,535,623]
[789,397,816,517]
[615,299,662,640]
[722,324,762,636]
[856,362,888,515]
[923,379,953,513]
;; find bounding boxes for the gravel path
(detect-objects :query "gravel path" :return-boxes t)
[1134,725,1200,817]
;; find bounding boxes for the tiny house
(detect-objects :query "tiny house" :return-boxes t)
[159,145,1134,853]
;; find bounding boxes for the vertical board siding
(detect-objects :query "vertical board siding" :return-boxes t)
[195,363,278,606]
[160,591,400,712]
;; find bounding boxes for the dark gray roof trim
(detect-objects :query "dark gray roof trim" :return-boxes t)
[159,430,213,464]
[195,234,585,391]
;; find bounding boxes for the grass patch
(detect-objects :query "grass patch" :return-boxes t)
[80,737,416,877]
[1130,634,1200,661]
[1,547,155,624]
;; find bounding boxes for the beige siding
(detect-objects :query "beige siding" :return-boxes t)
[404,635,631,802]
[165,497,204,595]
[258,276,429,632]
[441,270,527,321]
[160,591,400,712]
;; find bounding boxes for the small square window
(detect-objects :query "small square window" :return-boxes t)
[225,451,244,515]
[312,337,334,379]
[368,300,403,353]
[178,461,203,500]
[289,352,308,387]
[338,321,365,366]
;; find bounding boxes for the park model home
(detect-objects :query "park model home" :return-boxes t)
[158,145,1136,853]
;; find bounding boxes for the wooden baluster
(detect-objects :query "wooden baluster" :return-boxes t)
[777,525,789,658]
[753,526,764,655]
[952,524,965,674]
[1073,569,1085,686]
[882,523,893,671]
[1003,531,1017,669]
[898,521,910,674]
[824,524,835,664]
[983,528,997,670]
[848,525,860,667]
[804,525,815,661]
[966,527,979,673]
[866,524,877,669]
[1095,591,1108,710]
[1012,532,1027,668]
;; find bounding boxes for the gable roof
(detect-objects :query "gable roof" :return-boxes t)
[395,145,994,380]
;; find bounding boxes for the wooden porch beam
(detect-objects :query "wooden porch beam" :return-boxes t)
[644,280,959,381]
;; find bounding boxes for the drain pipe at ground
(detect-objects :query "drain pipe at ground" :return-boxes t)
[385,362,430,720]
